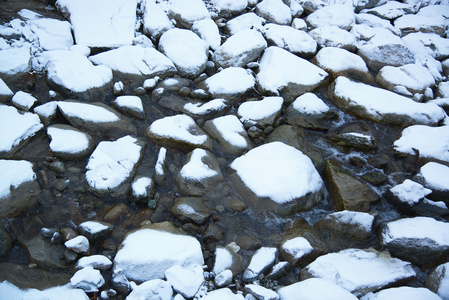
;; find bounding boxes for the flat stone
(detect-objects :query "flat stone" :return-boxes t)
[171,197,212,224]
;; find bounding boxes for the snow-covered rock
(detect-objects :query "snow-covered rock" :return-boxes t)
[245,284,279,300]
[263,24,317,57]
[165,265,204,298]
[0,282,89,300]
[131,176,155,203]
[146,114,212,150]
[286,92,332,130]
[394,14,446,37]
[70,266,104,292]
[183,98,231,120]
[57,100,137,139]
[329,76,445,126]
[361,286,441,300]
[113,226,204,282]
[377,64,435,94]
[127,279,172,300]
[154,147,167,186]
[243,247,277,282]
[278,278,358,300]
[203,115,252,155]
[29,18,73,51]
[78,220,113,242]
[176,148,224,196]
[86,136,144,195]
[306,5,355,30]
[168,0,210,27]
[213,29,267,69]
[355,13,400,36]
[11,91,37,111]
[309,26,357,52]
[65,235,89,254]
[380,216,449,267]
[211,0,248,17]
[89,46,176,77]
[171,197,212,224]
[141,0,173,40]
[200,288,244,300]
[76,255,112,270]
[0,105,43,157]
[316,210,375,240]
[225,12,265,35]
[361,1,414,20]
[257,47,328,103]
[191,18,221,51]
[417,162,449,201]
[0,78,13,101]
[255,0,292,25]
[213,246,244,277]
[159,28,208,78]
[237,96,283,127]
[111,95,145,120]
[279,237,313,267]
[402,32,449,60]
[426,262,449,300]
[205,67,255,101]
[301,248,416,297]
[393,125,449,163]
[47,124,95,160]
[56,0,137,48]
[230,142,323,215]
[0,45,31,75]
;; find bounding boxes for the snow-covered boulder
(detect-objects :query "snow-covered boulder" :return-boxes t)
[205,67,255,101]
[245,284,279,300]
[0,45,31,75]
[203,115,252,155]
[0,282,89,300]
[329,77,445,126]
[78,221,113,242]
[56,0,137,48]
[159,28,208,78]
[34,101,58,126]
[225,12,265,35]
[393,125,449,163]
[380,216,449,267]
[306,5,355,30]
[361,286,441,300]
[355,13,400,36]
[377,64,435,94]
[165,265,203,298]
[230,142,324,216]
[65,235,89,254]
[146,114,212,150]
[301,248,416,297]
[263,24,317,57]
[182,99,231,120]
[278,278,358,300]
[70,266,104,292]
[255,0,292,25]
[0,78,13,102]
[113,226,204,282]
[211,0,248,17]
[57,100,137,139]
[279,237,314,267]
[201,288,244,300]
[213,29,267,69]
[361,1,414,20]
[141,0,173,40]
[394,14,446,37]
[426,262,449,300]
[111,95,145,120]
[176,148,224,196]
[309,26,357,52]
[0,105,43,157]
[213,246,244,277]
[237,96,283,128]
[286,92,333,130]
[315,210,375,240]
[29,18,73,51]
[402,32,449,60]
[417,162,449,202]
[76,255,112,270]
[11,91,37,111]
[89,46,176,78]
[47,124,95,160]
[168,0,210,27]
[191,18,221,51]
[243,247,278,282]
[86,136,145,195]
[126,279,172,300]
[257,47,328,103]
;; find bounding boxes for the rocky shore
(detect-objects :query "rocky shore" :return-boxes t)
[1,0,449,299]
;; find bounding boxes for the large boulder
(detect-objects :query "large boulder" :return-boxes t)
[47,124,95,160]
[141,0,173,40]
[237,96,283,128]
[29,18,73,51]
[0,45,31,75]
[205,67,255,101]
[255,0,292,25]
[426,262,449,300]
[361,287,441,300]
[376,64,435,94]
[263,24,317,57]
[306,4,355,30]
[309,26,357,52]
[167,0,210,27]
[416,162,449,202]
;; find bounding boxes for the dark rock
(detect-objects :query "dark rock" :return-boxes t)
[0,224,12,258]
[19,234,67,269]
[60,228,78,242]
[236,235,263,251]
[221,197,248,213]
[49,161,65,173]
[171,197,212,224]
[78,221,113,243]
[203,223,223,243]
[0,177,41,219]
[361,170,388,186]
[103,203,130,223]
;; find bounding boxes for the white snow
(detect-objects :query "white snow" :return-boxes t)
[230,142,323,204]
[206,115,249,149]
[64,235,89,254]
[277,278,358,300]
[0,281,88,300]
[141,0,173,40]
[76,255,112,270]
[29,18,74,51]
[0,78,13,97]
[127,279,173,300]
[34,101,57,120]
[149,114,210,146]
[326,210,375,233]
[57,101,119,123]
[0,45,31,74]
[79,221,108,235]
[180,148,219,180]
[0,105,43,153]
[291,93,330,115]
[390,179,432,206]
[113,95,143,112]
[211,0,248,16]
[226,12,265,35]
[132,177,153,198]
[402,32,449,60]
[382,216,449,246]
[393,125,449,163]
[245,284,279,300]
[331,77,445,125]
[263,24,317,56]
[394,14,446,36]
[213,247,234,275]
[0,159,36,199]
[361,286,441,300]
[56,0,137,48]
[70,266,105,292]
[314,47,369,74]
[159,28,208,78]
[205,67,255,98]
[306,4,355,30]
[86,136,143,191]
[113,228,204,282]
[89,46,176,77]
[255,0,292,25]
[419,162,449,192]
[303,248,416,296]
[355,13,400,35]
[47,125,90,154]
[281,237,313,259]
[155,147,167,179]
[238,96,283,126]
[11,91,37,111]
[45,50,112,93]
[168,0,210,26]
[165,265,204,298]
[200,288,245,300]
[215,269,233,288]
[309,26,357,51]
[361,1,414,20]
[244,247,277,281]
[256,46,328,97]
[192,18,221,51]
[183,99,228,115]
[377,64,435,93]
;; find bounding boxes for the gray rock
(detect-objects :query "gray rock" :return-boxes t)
[425,262,449,299]
[361,1,415,20]
[325,124,377,152]
[111,95,145,120]
[315,211,375,241]
[0,224,12,258]
[78,221,113,243]
[213,246,244,277]
[19,234,67,269]
[47,124,95,160]
[171,197,212,224]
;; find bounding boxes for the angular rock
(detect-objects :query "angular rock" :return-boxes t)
[306,4,355,30]
[146,114,212,150]
[263,24,317,57]
[279,236,314,267]
[47,124,95,160]
[309,26,357,52]
[111,95,145,120]
[255,0,292,25]
[278,278,358,300]
[0,45,31,75]
[76,255,112,270]
[315,210,375,240]
[301,248,416,297]
[11,91,37,111]
[165,265,203,298]
[183,99,231,120]
[213,246,244,277]
[0,78,13,102]
[78,221,113,242]
[230,142,324,216]
[323,159,380,211]
[403,32,449,60]
[256,47,328,103]
[286,93,333,131]
[20,233,67,269]
[243,247,278,282]
[171,197,211,224]
[426,262,449,300]
[377,64,435,94]
[127,279,172,300]
[0,224,12,258]
[360,286,441,300]
[141,0,173,40]
[29,18,74,51]
[237,96,283,128]
[205,67,255,101]
[191,18,221,51]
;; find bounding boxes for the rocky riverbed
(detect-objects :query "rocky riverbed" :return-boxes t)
[1,0,449,299]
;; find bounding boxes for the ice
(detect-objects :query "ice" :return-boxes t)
[141,0,173,40]
[0,160,36,199]
[76,255,112,270]
[89,46,176,77]
[0,281,89,300]
[393,125,449,163]
[179,148,220,180]
[127,279,173,300]
[291,93,329,114]
[29,18,74,50]
[165,265,204,298]
[0,105,43,154]
[205,67,255,98]
[238,96,283,126]
[0,78,13,98]
[281,237,313,259]
[57,101,119,123]
[361,286,441,300]
[390,179,432,206]
[0,45,31,75]
[230,142,323,204]
[56,0,137,48]
[70,266,105,292]
[47,125,90,155]
[191,18,221,51]
[278,278,358,300]
[419,162,449,192]
[306,4,355,30]
[11,91,37,111]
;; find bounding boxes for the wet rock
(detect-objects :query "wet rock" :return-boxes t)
[49,160,65,173]
[176,148,224,196]
[61,228,78,242]
[47,124,95,160]
[243,247,277,282]
[171,197,212,224]
[238,96,283,128]
[266,261,292,280]
[111,95,145,120]
[205,67,255,102]
[103,203,130,223]
[204,223,224,243]
[19,233,67,269]
[263,24,317,57]
[235,235,263,251]
[324,159,380,211]
[213,246,244,277]
[0,224,12,258]
[361,170,388,186]
[286,93,334,131]
[279,236,314,268]
[64,235,89,254]
[78,221,113,243]
[425,262,449,300]
[326,125,377,152]
[221,197,248,213]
